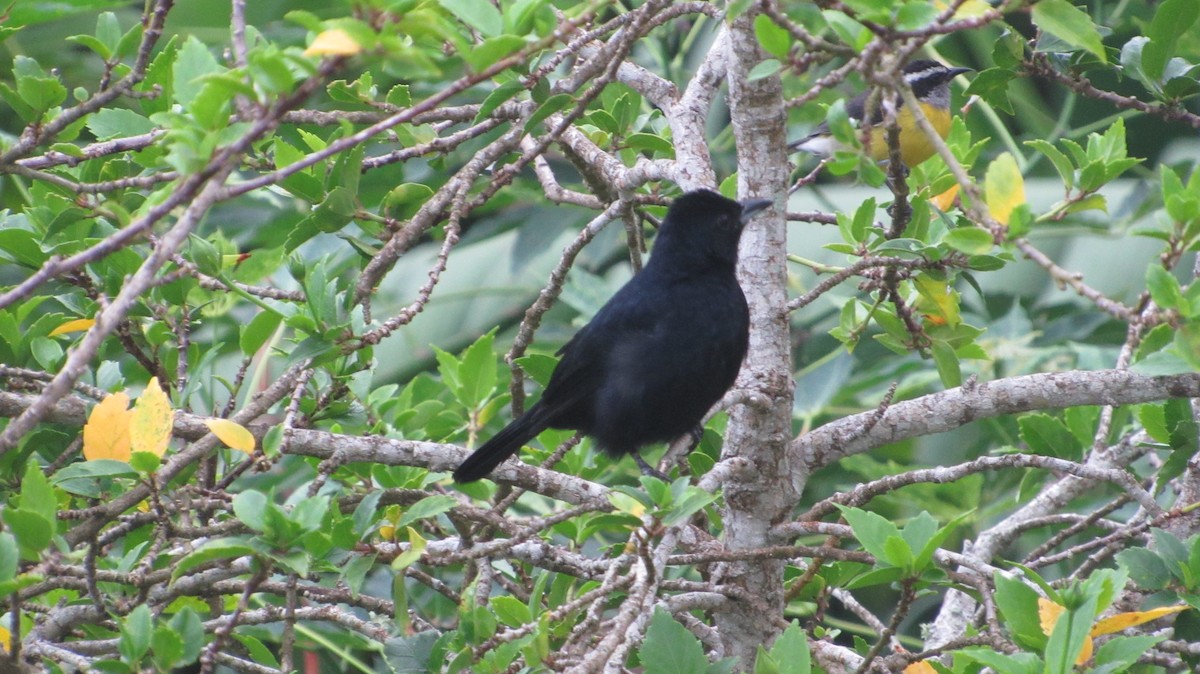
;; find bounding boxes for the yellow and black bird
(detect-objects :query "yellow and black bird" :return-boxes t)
[790,60,972,167]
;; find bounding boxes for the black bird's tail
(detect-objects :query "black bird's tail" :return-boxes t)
[453,402,549,482]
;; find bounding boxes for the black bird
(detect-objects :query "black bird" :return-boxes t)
[453,190,772,483]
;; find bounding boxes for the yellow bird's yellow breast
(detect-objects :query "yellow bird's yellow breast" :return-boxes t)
[866,104,952,166]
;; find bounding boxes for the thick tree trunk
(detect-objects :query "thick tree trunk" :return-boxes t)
[716,9,801,667]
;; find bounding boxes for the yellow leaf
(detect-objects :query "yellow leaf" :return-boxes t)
[0,624,9,652]
[1076,635,1094,665]
[83,392,132,462]
[930,184,960,211]
[392,527,426,570]
[48,317,95,336]
[985,152,1025,226]
[304,29,361,57]
[904,661,937,674]
[914,274,961,327]
[607,491,646,518]
[934,0,993,19]
[1039,597,1094,665]
[130,377,173,457]
[204,418,255,454]
[1039,597,1064,635]
[1091,604,1188,636]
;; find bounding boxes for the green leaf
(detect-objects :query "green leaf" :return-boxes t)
[151,626,185,671]
[1044,594,1097,674]
[13,56,66,113]
[895,1,939,31]
[753,15,791,59]
[491,596,532,627]
[943,228,994,255]
[659,483,719,527]
[234,634,280,670]
[1031,0,1107,63]
[0,532,17,583]
[171,539,257,583]
[67,34,113,60]
[624,132,674,155]
[289,495,329,534]
[395,494,458,529]
[51,459,137,496]
[1095,635,1166,671]
[993,572,1047,650]
[0,228,46,268]
[464,35,526,72]
[639,608,709,674]
[1116,547,1171,590]
[2,510,52,558]
[119,604,154,664]
[168,608,204,665]
[455,329,498,410]
[1026,139,1076,190]
[439,0,503,37]
[964,67,1016,114]
[956,648,1041,674]
[524,93,573,134]
[836,506,901,565]
[930,340,961,388]
[86,108,157,140]
[172,36,221,107]
[233,490,269,533]
[19,460,57,527]
[1146,265,1185,311]
[239,310,283,356]
[764,622,810,674]
[748,59,783,81]
[1142,0,1200,81]
[1018,413,1082,460]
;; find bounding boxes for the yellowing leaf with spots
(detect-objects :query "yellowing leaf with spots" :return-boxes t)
[83,392,132,461]
[130,377,173,457]
[204,418,255,454]
[1091,604,1188,636]
[48,317,95,336]
[985,152,1025,226]
[0,624,9,652]
[304,29,361,57]
[904,661,937,674]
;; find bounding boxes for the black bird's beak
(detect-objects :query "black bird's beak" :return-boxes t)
[947,67,973,78]
[738,198,773,223]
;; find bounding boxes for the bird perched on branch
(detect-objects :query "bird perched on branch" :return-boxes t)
[790,59,972,168]
[453,190,772,483]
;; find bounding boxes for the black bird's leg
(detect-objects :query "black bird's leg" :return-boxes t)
[634,454,670,481]
[687,424,704,449]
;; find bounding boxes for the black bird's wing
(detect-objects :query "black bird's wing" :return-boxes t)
[544,271,748,456]
[537,278,660,430]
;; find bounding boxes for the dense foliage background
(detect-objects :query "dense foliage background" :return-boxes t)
[1,0,1199,672]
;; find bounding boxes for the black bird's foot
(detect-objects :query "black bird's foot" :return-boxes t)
[634,454,670,482]
[687,424,704,450]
